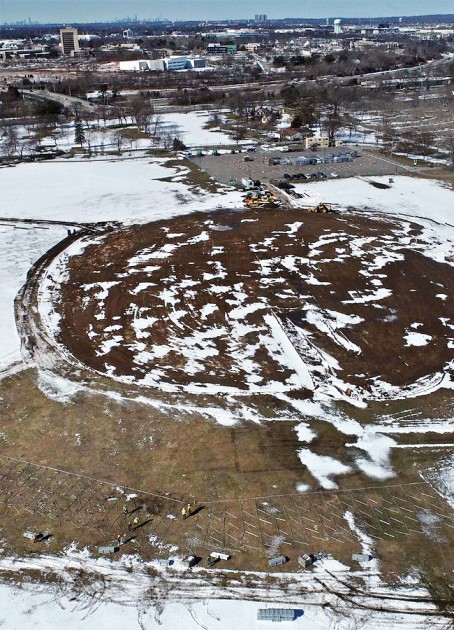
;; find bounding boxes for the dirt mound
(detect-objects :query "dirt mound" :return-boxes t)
[54,208,454,397]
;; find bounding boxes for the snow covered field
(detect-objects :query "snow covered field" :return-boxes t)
[0,225,67,372]
[294,175,454,227]
[0,581,445,630]
[0,157,244,224]
[0,547,448,630]
[157,111,232,146]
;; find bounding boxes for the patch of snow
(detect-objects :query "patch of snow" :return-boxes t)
[349,433,397,480]
[298,449,352,489]
[294,422,317,443]
[404,331,432,347]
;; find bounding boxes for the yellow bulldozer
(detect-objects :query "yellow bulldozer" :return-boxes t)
[309,203,333,213]
[244,189,278,208]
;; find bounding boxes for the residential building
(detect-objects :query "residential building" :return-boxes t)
[279,128,308,142]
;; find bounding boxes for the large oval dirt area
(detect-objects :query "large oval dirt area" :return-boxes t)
[54,207,454,399]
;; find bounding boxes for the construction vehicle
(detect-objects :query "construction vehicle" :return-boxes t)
[259,191,277,203]
[243,186,281,208]
[309,203,333,213]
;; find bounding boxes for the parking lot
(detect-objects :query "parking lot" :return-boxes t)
[195,145,409,186]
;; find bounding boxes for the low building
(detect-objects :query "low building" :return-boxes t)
[257,609,296,622]
[352,553,372,562]
[189,57,207,69]
[206,43,237,55]
[118,59,165,71]
[280,128,307,142]
[119,43,141,51]
[165,55,189,71]
[0,45,50,60]
[244,42,261,52]
[306,136,329,149]
[305,136,343,149]
[298,554,315,568]
[116,57,204,72]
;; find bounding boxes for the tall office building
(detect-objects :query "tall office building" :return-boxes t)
[60,27,80,55]
[333,19,342,35]
[255,14,267,22]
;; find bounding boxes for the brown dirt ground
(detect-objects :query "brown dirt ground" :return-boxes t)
[56,207,454,391]
[0,369,452,583]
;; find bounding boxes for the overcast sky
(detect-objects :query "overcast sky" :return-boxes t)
[1,0,453,23]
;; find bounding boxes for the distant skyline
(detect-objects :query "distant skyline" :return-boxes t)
[1,0,453,24]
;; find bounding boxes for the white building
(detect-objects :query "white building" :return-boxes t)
[165,56,188,71]
[334,19,342,35]
[244,42,261,52]
[116,56,206,72]
[118,59,165,71]
[164,56,207,70]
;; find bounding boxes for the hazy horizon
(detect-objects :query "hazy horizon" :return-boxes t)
[1,0,453,24]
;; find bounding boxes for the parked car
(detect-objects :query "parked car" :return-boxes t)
[330,172,340,178]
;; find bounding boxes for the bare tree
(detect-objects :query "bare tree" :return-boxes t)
[441,132,454,170]
[151,113,162,138]
[209,112,222,127]
[161,131,173,150]
[113,130,125,153]
[1,126,19,158]
[128,94,156,133]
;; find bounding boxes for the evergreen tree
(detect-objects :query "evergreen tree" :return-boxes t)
[74,119,85,147]
[172,137,187,151]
